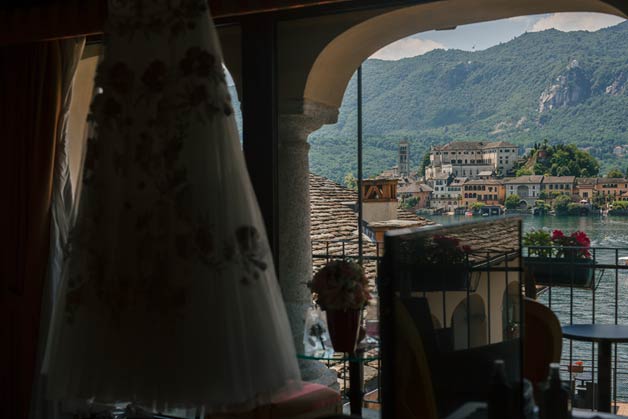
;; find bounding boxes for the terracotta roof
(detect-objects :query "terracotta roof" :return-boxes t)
[601,178,628,183]
[398,183,433,193]
[433,141,517,151]
[465,179,503,185]
[502,175,544,184]
[483,141,518,149]
[543,176,575,183]
[576,178,598,185]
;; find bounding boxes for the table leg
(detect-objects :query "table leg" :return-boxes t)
[349,349,364,416]
[598,341,612,413]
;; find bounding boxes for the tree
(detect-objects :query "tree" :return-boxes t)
[343,172,357,191]
[534,200,551,215]
[402,196,419,209]
[553,194,573,215]
[505,194,521,209]
[418,151,431,177]
[530,144,599,177]
[470,202,485,211]
[607,168,624,178]
[516,168,533,177]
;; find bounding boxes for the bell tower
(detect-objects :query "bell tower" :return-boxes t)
[398,140,409,178]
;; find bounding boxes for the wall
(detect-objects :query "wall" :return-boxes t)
[422,256,521,348]
[363,201,398,222]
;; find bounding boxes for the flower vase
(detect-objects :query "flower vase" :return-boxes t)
[325,309,361,353]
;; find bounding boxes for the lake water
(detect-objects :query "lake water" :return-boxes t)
[426,214,628,400]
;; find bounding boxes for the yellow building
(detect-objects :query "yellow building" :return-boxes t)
[462,179,505,207]
[594,178,628,200]
[576,178,597,201]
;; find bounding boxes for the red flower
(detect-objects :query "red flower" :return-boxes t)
[571,231,591,247]
[551,230,565,240]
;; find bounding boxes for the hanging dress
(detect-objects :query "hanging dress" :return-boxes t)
[44,0,301,412]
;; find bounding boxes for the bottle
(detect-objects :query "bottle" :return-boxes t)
[488,359,512,419]
[539,363,570,419]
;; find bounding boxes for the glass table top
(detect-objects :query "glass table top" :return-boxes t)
[297,341,380,362]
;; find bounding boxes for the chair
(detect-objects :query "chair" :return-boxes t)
[523,298,562,389]
[394,299,439,419]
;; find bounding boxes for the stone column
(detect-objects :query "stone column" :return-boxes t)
[278,100,337,386]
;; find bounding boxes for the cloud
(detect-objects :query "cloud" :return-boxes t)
[371,37,445,60]
[530,12,625,32]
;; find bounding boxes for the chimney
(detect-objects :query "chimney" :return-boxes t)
[361,179,398,222]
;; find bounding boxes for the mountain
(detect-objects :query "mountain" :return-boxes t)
[308,21,628,184]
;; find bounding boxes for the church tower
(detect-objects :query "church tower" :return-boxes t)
[398,140,409,178]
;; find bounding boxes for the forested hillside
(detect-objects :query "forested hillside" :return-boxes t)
[307,21,628,184]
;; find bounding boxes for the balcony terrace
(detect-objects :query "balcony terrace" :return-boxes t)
[311,240,628,414]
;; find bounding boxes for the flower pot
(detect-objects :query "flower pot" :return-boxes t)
[415,263,472,292]
[325,309,361,353]
[524,257,595,288]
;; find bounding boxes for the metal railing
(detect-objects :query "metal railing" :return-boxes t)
[312,241,628,409]
[527,245,628,410]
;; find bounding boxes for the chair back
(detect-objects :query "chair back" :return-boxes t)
[523,297,562,386]
[393,299,439,419]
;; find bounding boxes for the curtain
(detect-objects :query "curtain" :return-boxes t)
[0,37,84,419]
[30,38,87,419]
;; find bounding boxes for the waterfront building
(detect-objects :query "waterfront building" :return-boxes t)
[575,177,628,202]
[594,178,628,199]
[462,179,505,207]
[426,140,518,179]
[428,175,465,211]
[540,176,576,197]
[503,176,544,207]
[576,178,598,201]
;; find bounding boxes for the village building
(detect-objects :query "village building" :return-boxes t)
[503,175,544,207]
[398,182,433,208]
[595,178,628,199]
[576,178,598,201]
[462,179,505,207]
[540,176,576,197]
[427,175,465,212]
[426,141,518,179]
[575,177,628,202]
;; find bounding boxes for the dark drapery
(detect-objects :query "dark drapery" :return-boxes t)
[0,40,63,419]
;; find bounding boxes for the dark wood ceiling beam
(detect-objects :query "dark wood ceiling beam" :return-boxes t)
[0,0,428,45]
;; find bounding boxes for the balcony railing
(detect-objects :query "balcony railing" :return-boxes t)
[528,245,628,411]
[311,240,628,409]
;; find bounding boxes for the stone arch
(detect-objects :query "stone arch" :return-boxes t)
[302,0,626,113]
[451,294,487,350]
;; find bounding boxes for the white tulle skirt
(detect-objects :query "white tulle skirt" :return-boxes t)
[43,0,300,413]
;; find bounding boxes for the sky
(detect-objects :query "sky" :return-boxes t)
[371,12,626,61]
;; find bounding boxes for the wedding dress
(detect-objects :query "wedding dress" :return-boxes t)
[44,0,300,412]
